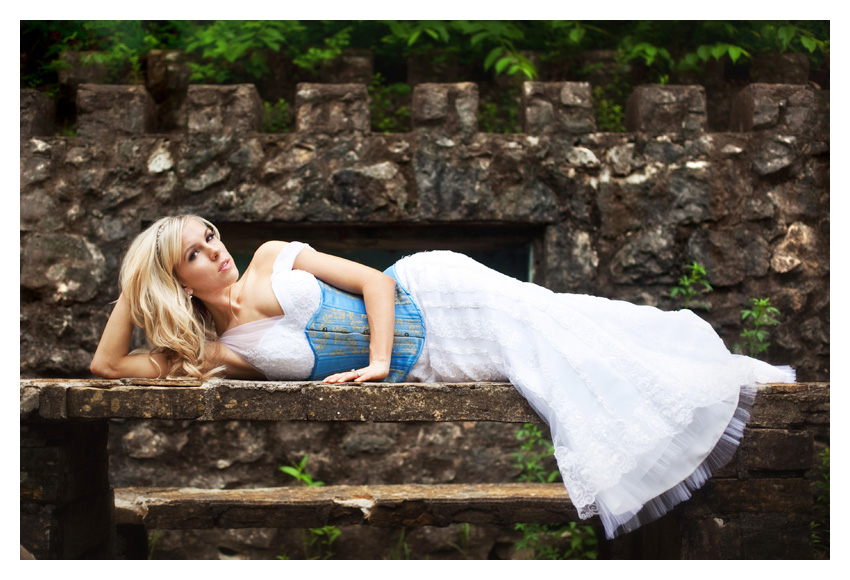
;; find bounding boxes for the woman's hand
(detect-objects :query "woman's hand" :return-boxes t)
[322,361,390,384]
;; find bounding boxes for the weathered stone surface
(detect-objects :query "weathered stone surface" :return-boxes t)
[731,84,823,137]
[770,221,827,275]
[626,85,707,140]
[521,82,595,136]
[296,83,369,134]
[19,83,829,383]
[20,379,542,422]
[77,84,155,138]
[20,420,114,559]
[741,428,813,471]
[21,89,55,138]
[609,225,677,284]
[114,483,578,529]
[144,49,190,132]
[187,85,262,134]
[687,226,770,287]
[20,233,106,303]
[413,82,479,141]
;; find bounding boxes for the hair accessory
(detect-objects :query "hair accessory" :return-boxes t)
[155,223,166,253]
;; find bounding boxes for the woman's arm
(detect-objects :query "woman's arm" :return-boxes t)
[90,293,168,379]
[90,294,265,380]
[292,248,397,383]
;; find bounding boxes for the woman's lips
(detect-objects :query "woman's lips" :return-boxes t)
[219,259,231,272]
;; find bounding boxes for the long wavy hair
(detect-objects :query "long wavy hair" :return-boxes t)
[120,215,225,379]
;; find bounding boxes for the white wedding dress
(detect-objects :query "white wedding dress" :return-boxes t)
[220,242,795,539]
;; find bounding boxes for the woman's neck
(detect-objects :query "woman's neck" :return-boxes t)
[197,282,242,336]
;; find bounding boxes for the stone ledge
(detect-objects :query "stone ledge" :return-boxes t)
[20,379,827,425]
[114,483,578,529]
[19,379,542,423]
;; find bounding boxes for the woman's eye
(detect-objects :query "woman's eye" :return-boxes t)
[188,250,198,262]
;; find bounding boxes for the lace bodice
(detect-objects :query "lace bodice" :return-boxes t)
[218,242,320,380]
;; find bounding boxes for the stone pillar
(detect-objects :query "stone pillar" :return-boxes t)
[294,83,370,135]
[76,84,155,138]
[412,82,478,143]
[625,85,707,141]
[21,89,55,138]
[144,49,191,132]
[521,82,595,136]
[730,83,828,174]
[187,85,263,135]
[20,420,114,559]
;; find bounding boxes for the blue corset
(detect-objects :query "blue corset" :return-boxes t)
[305,265,425,382]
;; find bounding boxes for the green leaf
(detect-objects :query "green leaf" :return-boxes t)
[484,46,503,70]
[495,55,513,74]
[728,45,743,63]
[697,45,712,62]
[711,43,727,60]
[279,466,299,477]
[778,25,796,50]
[569,26,585,44]
[800,35,817,53]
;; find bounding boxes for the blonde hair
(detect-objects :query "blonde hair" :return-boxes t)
[120,215,225,379]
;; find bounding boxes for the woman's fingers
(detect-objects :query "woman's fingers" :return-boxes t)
[322,364,389,383]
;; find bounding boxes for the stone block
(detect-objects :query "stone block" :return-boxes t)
[626,85,707,140]
[187,85,262,135]
[144,50,190,101]
[20,233,107,303]
[20,89,55,138]
[144,49,191,132]
[730,83,821,134]
[412,83,478,141]
[295,83,370,134]
[76,84,155,138]
[741,428,813,471]
[521,82,595,136]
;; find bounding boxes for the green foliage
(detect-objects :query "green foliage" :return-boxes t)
[811,447,830,558]
[278,455,340,559]
[386,528,413,560]
[511,423,597,559]
[513,423,560,484]
[369,73,412,133]
[449,523,472,559]
[262,98,291,133]
[478,89,520,134]
[670,262,713,311]
[183,20,302,82]
[592,85,625,133]
[736,297,781,358]
[514,522,599,560]
[292,27,351,72]
[279,454,325,487]
[147,530,159,560]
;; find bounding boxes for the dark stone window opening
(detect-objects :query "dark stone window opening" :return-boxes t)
[216,222,544,283]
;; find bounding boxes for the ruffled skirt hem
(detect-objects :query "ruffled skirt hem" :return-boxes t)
[598,365,795,538]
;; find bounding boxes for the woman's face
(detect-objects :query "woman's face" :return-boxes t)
[173,219,238,297]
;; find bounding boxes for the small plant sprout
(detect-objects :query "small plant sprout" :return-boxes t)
[670,261,713,311]
[737,297,781,358]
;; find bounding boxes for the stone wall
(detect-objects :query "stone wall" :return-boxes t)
[21,79,829,380]
[20,69,829,559]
